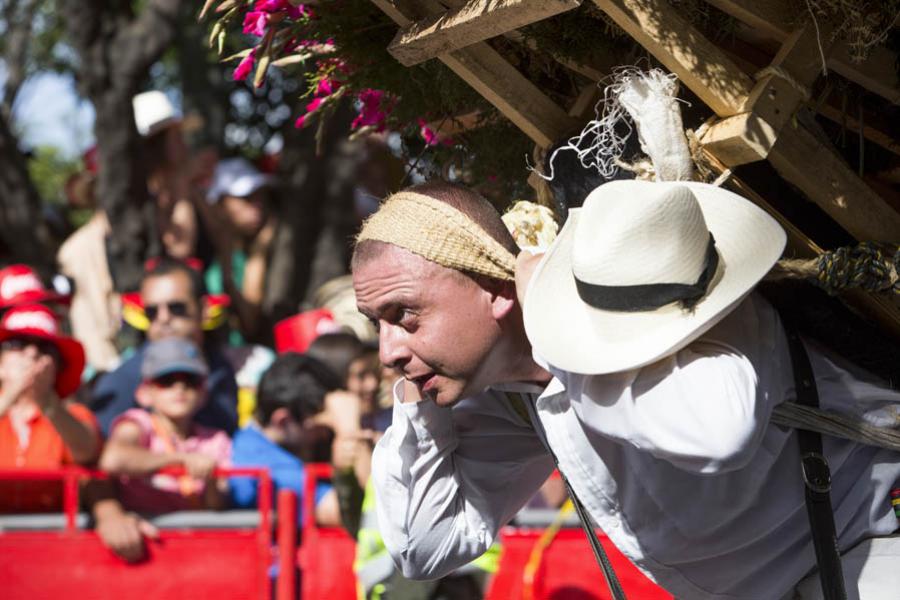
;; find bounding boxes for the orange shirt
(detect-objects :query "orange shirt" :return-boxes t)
[0,403,101,513]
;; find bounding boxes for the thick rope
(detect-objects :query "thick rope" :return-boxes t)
[772,402,900,452]
[766,243,899,295]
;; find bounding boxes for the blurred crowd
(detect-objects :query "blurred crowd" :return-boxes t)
[0,91,563,600]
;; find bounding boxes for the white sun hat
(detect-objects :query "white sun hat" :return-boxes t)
[524,180,786,375]
[205,158,275,204]
[133,91,182,137]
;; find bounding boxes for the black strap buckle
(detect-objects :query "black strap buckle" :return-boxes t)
[801,451,832,494]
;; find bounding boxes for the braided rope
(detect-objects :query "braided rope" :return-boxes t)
[815,242,899,295]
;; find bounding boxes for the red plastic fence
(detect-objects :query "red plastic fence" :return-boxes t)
[298,466,671,600]
[0,467,276,600]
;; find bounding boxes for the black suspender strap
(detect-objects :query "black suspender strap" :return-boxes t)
[505,392,626,600]
[784,326,848,600]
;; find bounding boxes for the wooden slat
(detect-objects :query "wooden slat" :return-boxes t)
[592,0,754,117]
[768,123,900,242]
[372,0,577,147]
[705,0,900,104]
[700,23,833,166]
[388,0,581,66]
[702,149,900,340]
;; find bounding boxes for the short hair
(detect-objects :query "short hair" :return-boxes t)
[351,180,519,274]
[255,352,342,425]
[142,257,205,304]
[307,332,368,384]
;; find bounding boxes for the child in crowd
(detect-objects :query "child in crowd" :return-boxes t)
[307,333,388,432]
[229,352,342,525]
[0,304,100,512]
[100,338,230,513]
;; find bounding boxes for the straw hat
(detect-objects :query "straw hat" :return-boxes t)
[0,304,85,397]
[524,180,786,375]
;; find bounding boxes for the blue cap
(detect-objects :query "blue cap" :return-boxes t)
[141,338,209,381]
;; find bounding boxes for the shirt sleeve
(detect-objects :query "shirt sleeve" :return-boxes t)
[371,385,554,580]
[562,339,767,474]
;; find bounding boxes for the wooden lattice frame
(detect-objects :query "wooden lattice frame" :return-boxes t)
[371,0,900,337]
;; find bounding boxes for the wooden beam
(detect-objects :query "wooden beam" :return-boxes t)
[705,0,900,104]
[702,148,900,340]
[768,123,900,242]
[700,23,833,166]
[372,0,577,147]
[388,0,581,67]
[592,0,754,116]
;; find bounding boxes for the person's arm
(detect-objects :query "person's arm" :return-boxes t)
[99,420,184,475]
[86,479,159,563]
[313,488,342,527]
[44,401,101,465]
[372,381,554,580]
[566,339,766,474]
[30,357,100,464]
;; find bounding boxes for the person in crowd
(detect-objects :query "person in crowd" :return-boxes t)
[230,352,342,525]
[99,338,230,514]
[0,304,100,512]
[57,91,210,375]
[308,332,387,432]
[198,157,278,343]
[91,258,238,436]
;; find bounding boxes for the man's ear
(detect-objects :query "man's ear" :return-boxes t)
[135,383,154,409]
[489,280,517,321]
[269,407,293,429]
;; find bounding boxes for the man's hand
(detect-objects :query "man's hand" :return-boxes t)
[332,431,375,471]
[30,356,61,409]
[515,251,544,307]
[320,390,363,435]
[96,510,159,563]
[179,452,218,480]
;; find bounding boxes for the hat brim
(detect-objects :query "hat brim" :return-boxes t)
[0,328,85,398]
[0,290,71,310]
[524,181,787,375]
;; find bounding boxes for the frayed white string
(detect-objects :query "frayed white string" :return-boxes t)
[529,67,688,183]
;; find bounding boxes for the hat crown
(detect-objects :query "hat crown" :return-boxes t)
[2,305,59,336]
[133,91,179,137]
[0,266,45,300]
[573,182,712,288]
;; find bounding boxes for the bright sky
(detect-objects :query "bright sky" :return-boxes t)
[11,70,95,158]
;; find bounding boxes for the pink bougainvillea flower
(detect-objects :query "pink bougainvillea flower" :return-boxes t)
[306,97,323,113]
[352,89,389,131]
[316,77,339,96]
[294,114,307,128]
[242,11,268,36]
[233,50,256,81]
[418,118,439,146]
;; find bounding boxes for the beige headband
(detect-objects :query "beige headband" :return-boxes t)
[356,191,516,281]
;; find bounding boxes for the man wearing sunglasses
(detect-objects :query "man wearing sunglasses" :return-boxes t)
[0,304,101,512]
[91,258,238,437]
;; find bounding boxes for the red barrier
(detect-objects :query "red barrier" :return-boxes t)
[486,528,672,600]
[0,467,277,600]
[298,463,357,600]
[277,489,298,600]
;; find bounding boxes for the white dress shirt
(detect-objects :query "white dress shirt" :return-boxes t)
[372,294,900,599]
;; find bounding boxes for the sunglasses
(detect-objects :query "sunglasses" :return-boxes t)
[144,301,191,322]
[151,372,205,389]
[1,337,62,363]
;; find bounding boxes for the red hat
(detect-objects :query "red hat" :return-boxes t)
[0,265,70,310]
[0,304,85,398]
[274,308,342,354]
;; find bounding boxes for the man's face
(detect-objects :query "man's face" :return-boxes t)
[141,272,202,344]
[353,245,509,407]
[0,337,59,393]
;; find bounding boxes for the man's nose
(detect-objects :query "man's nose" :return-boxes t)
[379,324,411,370]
